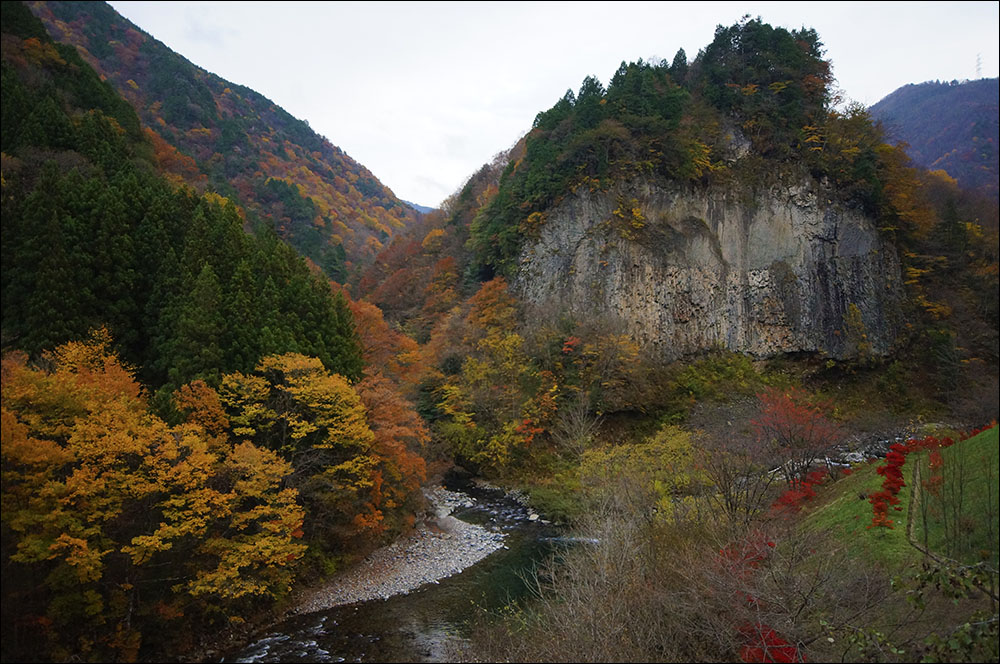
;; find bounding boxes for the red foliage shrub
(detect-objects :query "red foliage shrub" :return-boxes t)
[771,470,829,514]
[561,336,582,354]
[923,449,945,497]
[739,623,803,662]
[716,535,805,661]
[752,388,840,484]
[868,443,909,529]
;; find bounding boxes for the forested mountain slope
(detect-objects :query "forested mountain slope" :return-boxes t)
[3,6,998,661]
[1,0,363,397]
[870,78,999,202]
[27,0,419,282]
[2,4,429,661]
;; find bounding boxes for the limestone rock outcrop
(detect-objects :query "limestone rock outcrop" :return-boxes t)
[514,176,902,360]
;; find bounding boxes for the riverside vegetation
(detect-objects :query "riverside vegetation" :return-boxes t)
[2,3,998,662]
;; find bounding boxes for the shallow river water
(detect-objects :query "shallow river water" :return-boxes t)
[222,481,563,663]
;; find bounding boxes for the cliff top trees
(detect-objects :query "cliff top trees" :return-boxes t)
[469,56,694,276]
[696,16,832,157]
[468,16,842,277]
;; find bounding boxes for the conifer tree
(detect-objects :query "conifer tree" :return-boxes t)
[145,245,182,386]
[224,258,262,372]
[670,47,688,83]
[167,263,225,387]
[23,210,83,351]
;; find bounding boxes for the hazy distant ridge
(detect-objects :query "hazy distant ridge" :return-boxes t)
[870,78,999,201]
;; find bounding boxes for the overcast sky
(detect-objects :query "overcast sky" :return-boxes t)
[107,1,999,208]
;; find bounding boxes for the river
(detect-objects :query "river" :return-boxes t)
[221,479,563,663]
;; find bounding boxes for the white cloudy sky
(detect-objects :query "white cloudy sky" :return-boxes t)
[108,1,999,208]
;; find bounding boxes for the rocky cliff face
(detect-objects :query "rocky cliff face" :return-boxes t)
[514,176,903,360]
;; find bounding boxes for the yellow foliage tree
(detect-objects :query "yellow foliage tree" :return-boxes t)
[579,425,708,524]
[218,353,380,546]
[1,336,303,662]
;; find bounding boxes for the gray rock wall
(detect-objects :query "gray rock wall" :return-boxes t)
[513,176,903,360]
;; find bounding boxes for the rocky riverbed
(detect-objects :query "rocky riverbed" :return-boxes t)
[219,481,559,663]
[293,486,507,614]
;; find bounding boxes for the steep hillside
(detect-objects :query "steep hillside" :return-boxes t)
[2,6,431,661]
[355,18,997,465]
[356,144,518,341]
[1,0,362,395]
[27,0,419,282]
[870,78,999,202]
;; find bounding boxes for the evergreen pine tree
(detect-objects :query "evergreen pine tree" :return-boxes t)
[145,245,182,386]
[670,48,688,83]
[22,210,86,351]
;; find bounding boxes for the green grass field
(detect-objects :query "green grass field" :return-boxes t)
[802,425,999,568]
[802,458,918,567]
[911,425,999,566]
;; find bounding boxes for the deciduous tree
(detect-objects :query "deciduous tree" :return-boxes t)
[1,332,304,662]
[752,387,840,484]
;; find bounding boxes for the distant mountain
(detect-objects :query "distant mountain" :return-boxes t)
[402,199,437,214]
[27,0,418,282]
[870,78,999,201]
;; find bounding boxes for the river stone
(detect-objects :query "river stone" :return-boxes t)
[292,486,507,615]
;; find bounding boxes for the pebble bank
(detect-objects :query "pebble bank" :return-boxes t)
[294,487,506,614]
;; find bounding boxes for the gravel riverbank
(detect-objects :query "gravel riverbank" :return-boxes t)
[293,486,506,614]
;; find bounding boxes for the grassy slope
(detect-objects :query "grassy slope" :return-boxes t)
[911,426,999,566]
[795,426,998,661]
[803,425,998,568]
[803,461,918,568]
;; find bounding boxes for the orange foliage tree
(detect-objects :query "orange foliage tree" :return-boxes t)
[347,295,425,392]
[355,373,428,534]
[1,330,304,662]
[752,387,841,484]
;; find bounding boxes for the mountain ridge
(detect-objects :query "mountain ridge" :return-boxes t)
[870,77,999,201]
[1,0,364,392]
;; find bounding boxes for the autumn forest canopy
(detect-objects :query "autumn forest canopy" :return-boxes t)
[1,2,998,662]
